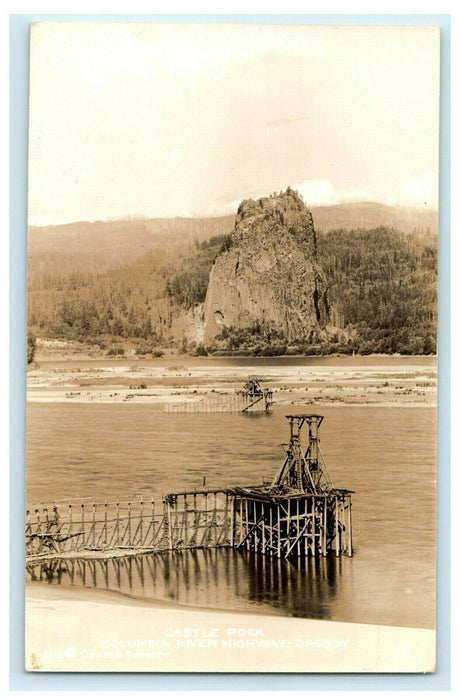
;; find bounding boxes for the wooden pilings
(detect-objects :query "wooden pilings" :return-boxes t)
[164,394,246,414]
[26,489,352,562]
[26,490,235,561]
[233,491,352,560]
[163,384,273,414]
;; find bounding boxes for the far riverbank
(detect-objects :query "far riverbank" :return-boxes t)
[27,355,437,408]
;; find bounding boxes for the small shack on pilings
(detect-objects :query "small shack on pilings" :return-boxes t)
[164,376,273,413]
[237,376,273,413]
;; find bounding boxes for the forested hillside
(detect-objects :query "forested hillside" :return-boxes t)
[28,236,229,353]
[203,228,437,356]
[28,224,437,356]
[316,228,437,355]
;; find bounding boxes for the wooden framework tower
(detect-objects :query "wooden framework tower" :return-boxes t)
[271,415,333,493]
[230,414,353,559]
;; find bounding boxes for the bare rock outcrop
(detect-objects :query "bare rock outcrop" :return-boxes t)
[203,188,329,344]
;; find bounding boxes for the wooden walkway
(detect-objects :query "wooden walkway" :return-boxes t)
[26,490,234,562]
[26,414,353,563]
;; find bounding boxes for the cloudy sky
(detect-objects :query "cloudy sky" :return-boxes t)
[28,22,440,225]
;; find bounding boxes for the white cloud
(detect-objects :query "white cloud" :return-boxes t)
[220,182,372,215]
[294,180,337,205]
[293,180,371,207]
[396,172,439,208]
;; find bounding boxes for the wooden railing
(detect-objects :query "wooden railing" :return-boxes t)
[26,490,234,562]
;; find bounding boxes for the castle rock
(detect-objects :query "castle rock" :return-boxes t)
[203,188,329,343]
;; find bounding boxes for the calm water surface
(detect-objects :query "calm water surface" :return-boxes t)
[26,395,436,629]
[38,354,436,370]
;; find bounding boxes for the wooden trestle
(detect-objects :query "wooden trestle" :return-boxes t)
[26,414,353,562]
[164,376,273,413]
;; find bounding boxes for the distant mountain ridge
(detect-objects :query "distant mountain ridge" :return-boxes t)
[28,216,236,273]
[28,201,437,272]
[312,201,437,237]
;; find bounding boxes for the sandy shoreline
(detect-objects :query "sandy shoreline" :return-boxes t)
[25,582,435,673]
[27,359,437,407]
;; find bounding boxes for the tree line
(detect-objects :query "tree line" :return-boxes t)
[27,226,437,356]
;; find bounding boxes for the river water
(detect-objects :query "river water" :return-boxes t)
[26,360,436,629]
[36,354,436,370]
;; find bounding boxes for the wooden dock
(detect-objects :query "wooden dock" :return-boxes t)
[26,414,353,563]
[164,377,273,413]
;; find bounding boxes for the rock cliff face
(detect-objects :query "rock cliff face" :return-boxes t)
[203,188,329,343]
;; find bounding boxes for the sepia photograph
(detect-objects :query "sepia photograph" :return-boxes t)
[24,20,439,673]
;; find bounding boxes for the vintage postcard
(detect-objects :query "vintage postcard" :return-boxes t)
[25,21,439,673]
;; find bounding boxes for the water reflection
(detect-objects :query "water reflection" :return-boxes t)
[26,548,343,619]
